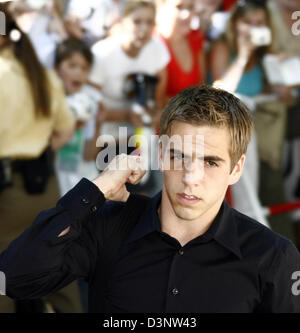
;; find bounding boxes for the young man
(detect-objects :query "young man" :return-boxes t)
[1,85,300,313]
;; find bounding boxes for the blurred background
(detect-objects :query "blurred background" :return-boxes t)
[0,0,300,313]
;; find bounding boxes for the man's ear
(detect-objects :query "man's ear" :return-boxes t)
[228,154,246,186]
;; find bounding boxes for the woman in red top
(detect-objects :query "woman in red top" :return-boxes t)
[156,0,206,99]
[223,0,238,11]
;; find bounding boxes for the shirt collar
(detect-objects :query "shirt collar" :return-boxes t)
[125,192,243,260]
[213,201,243,260]
[125,191,162,245]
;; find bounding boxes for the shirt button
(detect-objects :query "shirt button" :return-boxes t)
[178,249,184,255]
[172,288,179,296]
[82,198,89,204]
[91,206,98,212]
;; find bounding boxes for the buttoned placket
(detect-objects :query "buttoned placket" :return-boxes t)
[159,232,186,312]
[160,231,212,312]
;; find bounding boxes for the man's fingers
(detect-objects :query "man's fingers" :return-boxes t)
[127,155,145,171]
[105,154,146,185]
[127,155,146,185]
[128,169,147,185]
[95,154,147,202]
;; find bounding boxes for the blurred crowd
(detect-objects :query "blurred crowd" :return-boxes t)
[1,0,300,313]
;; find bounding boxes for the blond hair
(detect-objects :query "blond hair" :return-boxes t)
[160,85,253,171]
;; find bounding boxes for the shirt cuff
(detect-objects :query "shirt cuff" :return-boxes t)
[57,177,106,222]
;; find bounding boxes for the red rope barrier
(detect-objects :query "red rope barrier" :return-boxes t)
[268,201,300,216]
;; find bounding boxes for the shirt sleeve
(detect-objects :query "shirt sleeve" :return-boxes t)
[49,71,76,132]
[0,178,106,300]
[256,240,300,313]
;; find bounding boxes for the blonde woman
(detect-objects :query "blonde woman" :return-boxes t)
[0,3,81,313]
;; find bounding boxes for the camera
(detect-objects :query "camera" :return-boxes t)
[250,26,271,46]
[123,73,159,110]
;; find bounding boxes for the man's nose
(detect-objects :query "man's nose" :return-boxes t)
[182,161,204,185]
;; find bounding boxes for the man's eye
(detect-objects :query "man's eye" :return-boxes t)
[206,161,218,167]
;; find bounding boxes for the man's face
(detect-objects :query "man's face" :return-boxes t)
[159,121,245,222]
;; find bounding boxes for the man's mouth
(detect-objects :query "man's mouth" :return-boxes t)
[177,193,201,205]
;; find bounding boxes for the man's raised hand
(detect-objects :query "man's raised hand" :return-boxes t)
[92,154,146,202]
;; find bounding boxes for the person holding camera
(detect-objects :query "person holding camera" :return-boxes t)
[85,0,170,196]
[209,0,272,96]
[87,0,169,148]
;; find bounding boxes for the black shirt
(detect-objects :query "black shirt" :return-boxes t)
[1,178,300,313]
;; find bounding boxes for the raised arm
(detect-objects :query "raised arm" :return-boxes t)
[0,178,105,300]
[0,155,146,300]
[210,37,256,94]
